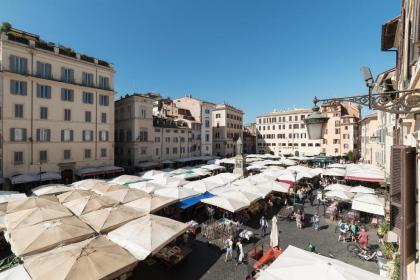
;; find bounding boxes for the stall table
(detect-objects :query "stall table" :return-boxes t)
[155,245,192,267]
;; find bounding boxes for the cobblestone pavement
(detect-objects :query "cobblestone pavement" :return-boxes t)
[134,203,380,280]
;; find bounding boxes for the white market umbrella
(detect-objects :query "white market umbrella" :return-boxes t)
[345,164,385,182]
[154,187,199,200]
[71,179,105,190]
[107,214,188,260]
[325,190,355,202]
[125,195,177,214]
[127,181,166,194]
[0,192,27,204]
[32,184,72,196]
[276,170,304,184]
[258,245,385,280]
[0,265,31,280]
[352,194,385,216]
[141,170,166,180]
[324,184,351,192]
[219,190,261,204]
[183,180,220,194]
[322,168,346,177]
[103,188,150,204]
[270,216,279,248]
[349,185,375,194]
[109,175,145,185]
[327,163,346,169]
[232,184,271,198]
[201,196,249,213]
[258,181,291,193]
[24,236,138,280]
[151,177,188,188]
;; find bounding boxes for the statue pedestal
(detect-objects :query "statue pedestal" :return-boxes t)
[233,154,247,177]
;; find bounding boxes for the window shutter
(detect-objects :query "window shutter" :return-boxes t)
[61,89,65,100]
[36,84,41,98]
[22,82,27,96]
[70,69,74,83]
[22,58,28,74]
[46,63,52,78]
[61,130,64,141]
[10,128,15,141]
[22,129,27,141]
[47,129,51,141]
[91,131,94,141]
[82,130,85,141]
[70,90,74,101]
[36,61,42,76]
[48,86,51,99]
[61,67,65,81]
[10,80,15,94]
[70,130,74,141]
[9,55,16,71]
[36,129,40,141]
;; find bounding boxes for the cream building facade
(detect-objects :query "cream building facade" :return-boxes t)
[320,102,361,158]
[359,113,379,165]
[212,103,244,157]
[174,95,214,156]
[0,27,115,183]
[255,109,321,156]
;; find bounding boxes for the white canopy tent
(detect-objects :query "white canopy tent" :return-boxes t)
[107,215,188,260]
[32,184,72,196]
[219,190,261,204]
[201,196,249,213]
[183,180,220,194]
[258,245,385,280]
[325,190,355,202]
[203,173,241,186]
[352,194,385,216]
[109,175,145,185]
[327,163,346,169]
[350,185,375,194]
[322,168,346,177]
[324,184,351,192]
[345,164,385,182]
[127,181,166,194]
[154,187,199,200]
[0,265,31,280]
[0,192,27,204]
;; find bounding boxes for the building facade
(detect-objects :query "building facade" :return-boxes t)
[243,123,256,155]
[212,103,244,157]
[320,102,361,159]
[0,27,115,183]
[359,113,379,165]
[174,95,214,156]
[256,109,322,156]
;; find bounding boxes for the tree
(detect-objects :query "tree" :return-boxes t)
[0,22,11,32]
[346,150,354,162]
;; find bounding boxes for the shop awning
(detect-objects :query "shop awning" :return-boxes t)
[178,192,215,209]
[345,164,385,182]
[76,166,124,178]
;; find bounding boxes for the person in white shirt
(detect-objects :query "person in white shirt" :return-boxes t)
[225,236,233,262]
[236,239,244,265]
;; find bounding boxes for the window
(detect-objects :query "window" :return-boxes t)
[173,137,178,143]
[99,76,110,89]
[82,72,94,86]
[64,109,71,121]
[83,130,93,142]
[165,137,170,143]
[315,143,320,147]
[10,128,27,142]
[101,113,107,123]
[166,147,169,155]
[61,89,74,101]
[14,151,23,165]
[155,137,160,143]
[215,113,221,118]
[155,128,161,133]
[85,111,91,122]
[138,129,148,142]
[10,55,27,74]
[205,120,210,128]
[99,95,109,106]
[126,130,132,141]
[156,148,159,156]
[37,84,51,99]
[10,80,27,95]
[39,150,48,162]
[173,147,178,154]
[205,109,210,114]
[99,130,109,142]
[36,61,52,79]
[14,104,23,118]
[293,124,299,129]
[140,147,146,155]
[61,67,74,83]
[83,92,93,104]
[206,134,209,141]
[40,107,48,120]
[36,128,51,142]
[63,149,71,160]
[344,144,349,149]
[84,149,91,159]
[140,108,146,119]
[61,129,73,142]
[101,148,107,157]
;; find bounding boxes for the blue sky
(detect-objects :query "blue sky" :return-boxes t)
[0,0,400,123]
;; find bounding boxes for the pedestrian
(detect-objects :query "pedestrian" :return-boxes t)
[358,228,369,250]
[309,190,315,206]
[260,215,268,237]
[296,210,302,230]
[338,220,348,242]
[349,220,358,242]
[224,236,233,262]
[268,199,274,216]
[236,239,244,266]
[312,213,320,231]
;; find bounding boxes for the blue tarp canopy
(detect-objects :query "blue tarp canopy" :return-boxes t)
[178,192,215,209]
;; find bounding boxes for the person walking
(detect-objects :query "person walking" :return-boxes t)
[296,210,302,230]
[338,220,348,242]
[312,213,320,231]
[236,239,244,266]
[349,220,358,242]
[260,216,268,237]
[225,236,233,262]
[358,228,369,250]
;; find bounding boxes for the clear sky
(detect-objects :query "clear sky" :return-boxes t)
[0,0,400,123]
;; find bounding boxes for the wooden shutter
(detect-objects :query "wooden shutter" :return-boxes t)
[46,63,52,78]
[36,61,42,77]
[82,130,86,142]
[47,86,51,98]
[47,129,51,142]
[61,67,65,81]
[22,129,27,141]
[10,128,15,141]
[36,84,41,98]
[390,145,416,280]
[9,55,16,71]
[21,82,27,96]
[61,130,64,141]
[22,58,28,74]
[36,129,40,141]
[70,130,74,141]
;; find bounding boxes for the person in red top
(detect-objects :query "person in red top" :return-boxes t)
[358,228,368,250]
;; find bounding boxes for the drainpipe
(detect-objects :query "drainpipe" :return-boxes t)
[95,68,98,160]
[30,48,34,165]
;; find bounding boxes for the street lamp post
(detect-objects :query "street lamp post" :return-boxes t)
[293,170,298,205]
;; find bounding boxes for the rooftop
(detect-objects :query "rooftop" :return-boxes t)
[256,108,312,118]
[0,23,113,68]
